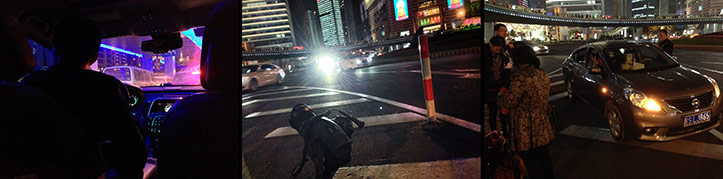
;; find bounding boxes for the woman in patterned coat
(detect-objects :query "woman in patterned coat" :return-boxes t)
[498,44,555,179]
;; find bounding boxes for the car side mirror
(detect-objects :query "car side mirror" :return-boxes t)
[590,67,602,74]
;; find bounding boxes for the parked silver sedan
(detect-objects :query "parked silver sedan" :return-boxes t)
[242,63,285,91]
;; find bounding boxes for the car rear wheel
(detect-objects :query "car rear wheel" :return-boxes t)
[250,79,258,91]
[605,103,626,142]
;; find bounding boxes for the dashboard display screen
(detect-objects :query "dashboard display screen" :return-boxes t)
[149,99,179,116]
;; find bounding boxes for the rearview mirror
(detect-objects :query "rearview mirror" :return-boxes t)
[142,33,183,53]
[590,67,602,74]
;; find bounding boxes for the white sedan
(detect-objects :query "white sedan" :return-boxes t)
[242,63,285,91]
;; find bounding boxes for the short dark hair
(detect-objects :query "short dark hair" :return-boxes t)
[494,24,506,31]
[489,36,505,47]
[659,29,668,36]
[53,17,101,65]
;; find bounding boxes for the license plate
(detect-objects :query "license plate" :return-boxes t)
[684,111,711,127]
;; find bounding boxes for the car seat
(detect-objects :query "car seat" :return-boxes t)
[157,0,239,178]
[0,8,88,178]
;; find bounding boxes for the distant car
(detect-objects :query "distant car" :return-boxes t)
[103,66,155,87]
[242,63,285,91]
[338,54,367,70]
[170,70,201,86]
[520,41,549,55]
[562,40,721,142]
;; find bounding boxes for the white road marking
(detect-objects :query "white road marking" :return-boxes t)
[683,64,723,75]
[700,61,723,66]
[549,73,563,79]
[242,88,315,101]
[242,92,339,106]
[336,157,480,178]
[551,80,564,87]
[549,92,568,102]
[709,129,723,143]
[244,98,371,118]
[457,73,481,79]
[286,86,482,133]
[243,86,294,97]
[264,112,427,138]
[548,67,562,75]
[561,125,723,161]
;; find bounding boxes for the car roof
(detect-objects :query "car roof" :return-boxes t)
[584,40,653,50]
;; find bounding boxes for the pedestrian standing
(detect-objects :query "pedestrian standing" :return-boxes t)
[493,24,514,137]
[485,36,506,133]
[498,45,555,179]
[655,29,674,55]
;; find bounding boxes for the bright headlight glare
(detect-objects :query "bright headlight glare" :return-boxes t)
[533,46,541,51]
[317,56,336,73]
[624,88,661,111]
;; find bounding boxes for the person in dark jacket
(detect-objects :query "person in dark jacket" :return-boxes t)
[655,29,674,55]
[485,36,507,133]
[498,45,555,179]
[22,17,147,178]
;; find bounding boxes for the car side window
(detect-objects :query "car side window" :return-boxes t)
[261,64,273,71]
[587,49,604,69]
[573,48,588,64]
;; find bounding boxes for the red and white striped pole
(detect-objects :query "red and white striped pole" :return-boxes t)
[418,35,437,122]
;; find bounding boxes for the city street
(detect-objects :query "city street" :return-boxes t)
[485,43,723,178]
[243,53,482,178]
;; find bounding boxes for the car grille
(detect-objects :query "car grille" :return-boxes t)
[663,91,714,112]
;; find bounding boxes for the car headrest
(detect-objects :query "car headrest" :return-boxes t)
[200,0,238,92]
[0,9,34,82]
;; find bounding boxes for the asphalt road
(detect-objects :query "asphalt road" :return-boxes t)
[243,53,482,178]
[485,43,723,178]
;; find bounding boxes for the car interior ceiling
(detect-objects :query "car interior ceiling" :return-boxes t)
[0,0,220,48]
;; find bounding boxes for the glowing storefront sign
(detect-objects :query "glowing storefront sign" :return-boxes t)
[418,8,440,17]
[463,17,481,26]
[419,16,441,26]
[448,0,463,9]
[394,0,409,21]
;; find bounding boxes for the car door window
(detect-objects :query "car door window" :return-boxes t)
[261,64,273,71]
[573,48,588,64]
[586,49,604,69]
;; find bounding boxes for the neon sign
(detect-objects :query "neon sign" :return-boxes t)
[394,0,409,21]
[448,0,463,9]
[419,16,441,26]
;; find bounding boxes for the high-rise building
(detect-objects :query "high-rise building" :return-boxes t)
[318,0,347,46]
[632,0,658,18]
[307,10,324,48]
[527,0,545,9]
[368,0,391,41]
[686,0,702,17]
[343,0,367,44]
[359,0,373,43]
[546,0,603,18]
[613,0,633,18]
[242,0,296,51]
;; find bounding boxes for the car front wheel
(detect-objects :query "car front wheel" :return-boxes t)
[605,103,626,142]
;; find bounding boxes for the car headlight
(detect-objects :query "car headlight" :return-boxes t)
[533,46,541,51]
[704,75,720,98]
[356,59,362,64]
[624,88,662,111]
[318,56,337,73]
[544,46,549,49]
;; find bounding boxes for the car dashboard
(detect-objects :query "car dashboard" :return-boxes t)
[126,85,206,157]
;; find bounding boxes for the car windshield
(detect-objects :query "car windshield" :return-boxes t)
[604,45,678,73]
[94,27,204,87]
[243,65,258,74]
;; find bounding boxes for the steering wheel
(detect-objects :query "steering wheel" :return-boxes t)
[124,84,144,108]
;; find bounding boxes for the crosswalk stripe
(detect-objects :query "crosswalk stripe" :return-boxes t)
[264,112,426,138]
[551,80,564,87]
[549,92,568,102]
[242,92,339,106]
[244,98,371,118]
[561,125,723,161]
[243,86,294,97]
[242,88,315,101]
[549,73,563,79]
[709,129,723,143]
[548,67,562,75]
[336,157,480,178]
[285,86,481,133]
[683,64,723,75]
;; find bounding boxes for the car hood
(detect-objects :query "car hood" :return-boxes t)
[617,66,713,98]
